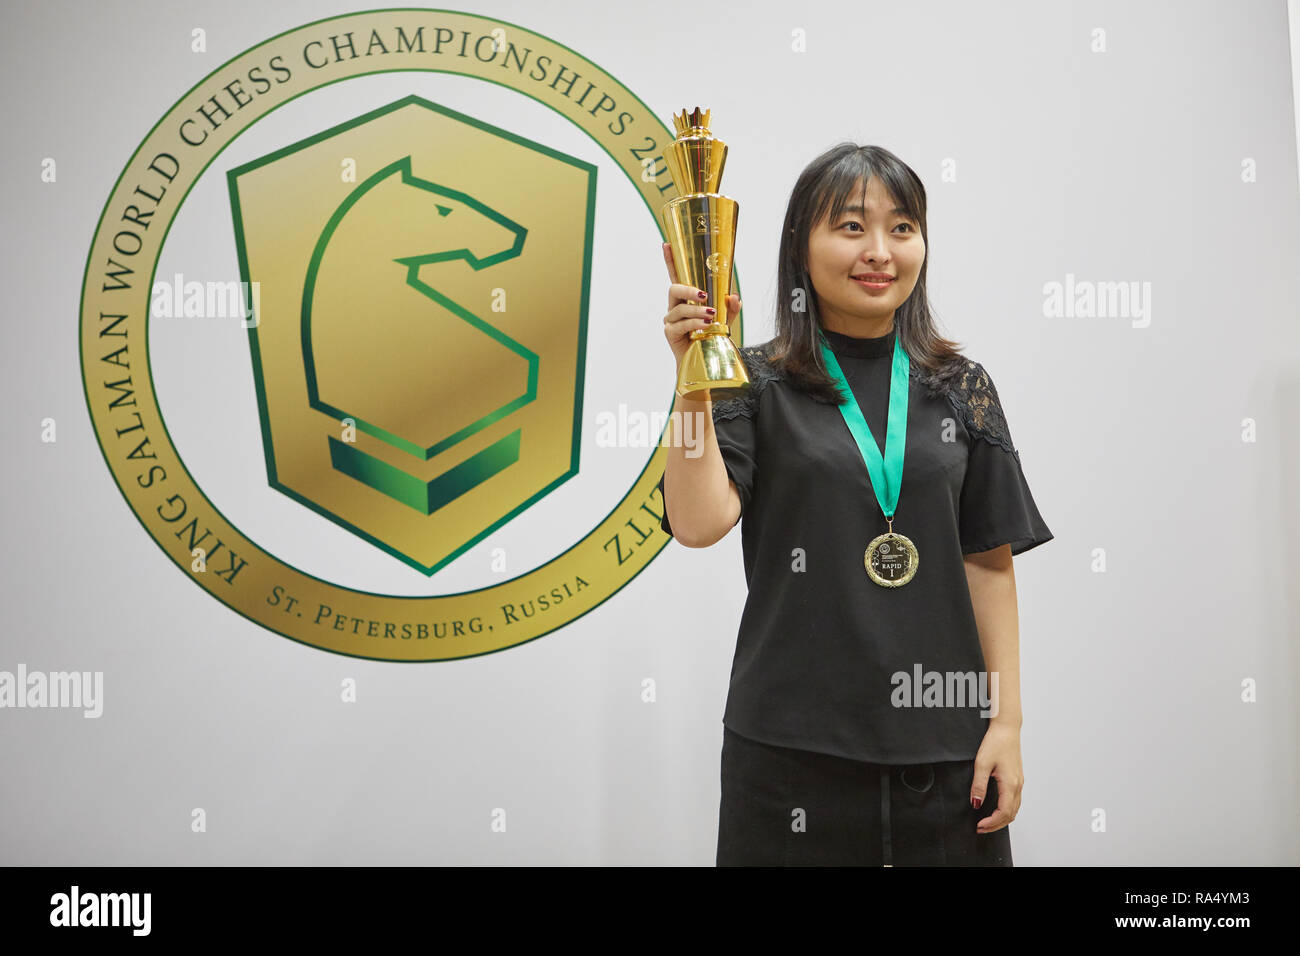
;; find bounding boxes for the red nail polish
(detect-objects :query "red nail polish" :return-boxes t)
[971,796,982,809]
[705,307,716,315]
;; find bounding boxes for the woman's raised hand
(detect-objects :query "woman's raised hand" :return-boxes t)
[661,242,741,368]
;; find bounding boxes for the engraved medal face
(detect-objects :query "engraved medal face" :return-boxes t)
[865,531,919,587]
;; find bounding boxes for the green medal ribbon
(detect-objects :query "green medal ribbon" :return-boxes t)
[816,327,909,520]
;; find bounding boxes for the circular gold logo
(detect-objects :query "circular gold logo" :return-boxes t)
[79,9,744,661]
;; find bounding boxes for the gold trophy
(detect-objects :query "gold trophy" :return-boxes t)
[661,107,750,398]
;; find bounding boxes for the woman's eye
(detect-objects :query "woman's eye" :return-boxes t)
[842,221,914,233]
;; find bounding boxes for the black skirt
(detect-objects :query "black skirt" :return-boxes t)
[717,726,1013,867]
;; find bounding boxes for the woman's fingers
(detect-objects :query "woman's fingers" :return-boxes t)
[664,299,717,343]
[667,303,717,327]
[663,245,740,332]
[664,294,735,333]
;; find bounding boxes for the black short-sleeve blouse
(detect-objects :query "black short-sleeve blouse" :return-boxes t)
[656,325,1053,764]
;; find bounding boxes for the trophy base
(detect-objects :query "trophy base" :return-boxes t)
[676,327,750,398]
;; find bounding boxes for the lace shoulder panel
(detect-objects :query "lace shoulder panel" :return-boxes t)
[710,342,780,422]
[942,359,1019,459]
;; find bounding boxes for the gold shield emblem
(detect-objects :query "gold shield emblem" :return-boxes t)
[229,97,595,575]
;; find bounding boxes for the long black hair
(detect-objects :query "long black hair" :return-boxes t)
[765,143,968,402]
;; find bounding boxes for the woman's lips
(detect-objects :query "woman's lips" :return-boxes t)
[851,276,895,290]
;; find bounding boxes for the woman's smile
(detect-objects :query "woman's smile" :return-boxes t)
[851,275,896,292]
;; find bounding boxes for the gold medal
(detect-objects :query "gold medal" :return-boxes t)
[864,516,919,587]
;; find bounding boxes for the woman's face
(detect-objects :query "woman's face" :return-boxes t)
[805,176,925,335]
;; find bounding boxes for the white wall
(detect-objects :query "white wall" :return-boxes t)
[2,0,1297,865]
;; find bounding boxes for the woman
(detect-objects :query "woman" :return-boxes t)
[657,143,1053,866]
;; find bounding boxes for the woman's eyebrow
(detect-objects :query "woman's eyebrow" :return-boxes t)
[843,203,912,218]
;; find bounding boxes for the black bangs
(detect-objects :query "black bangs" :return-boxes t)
[813,151,925,235]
